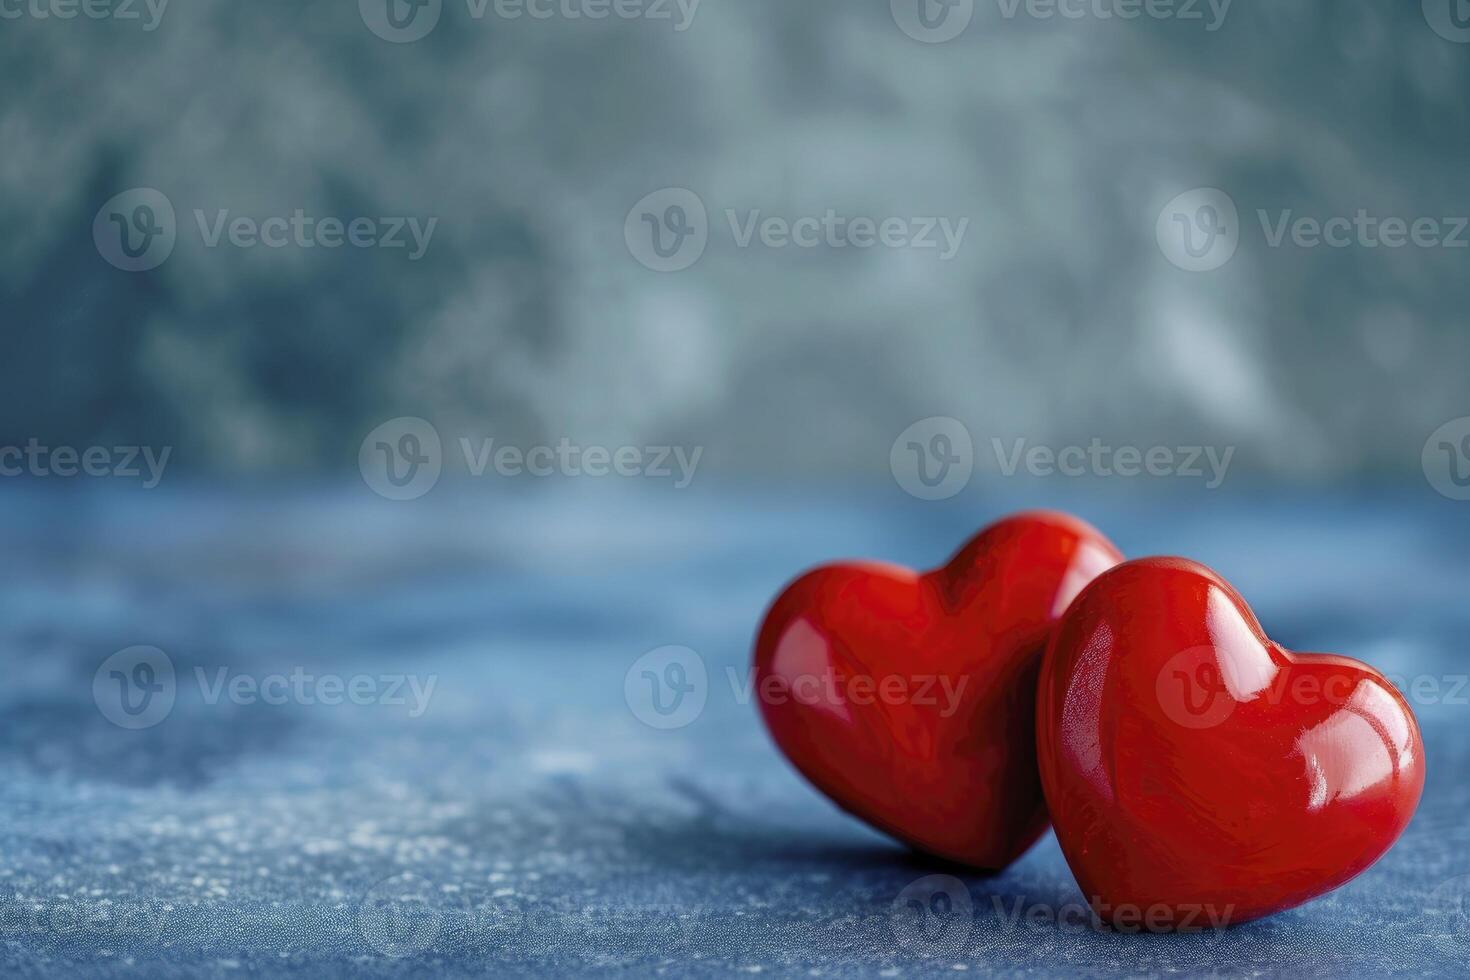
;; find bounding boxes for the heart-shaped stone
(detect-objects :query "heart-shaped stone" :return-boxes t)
[1037,557,1425,928]
[754,511,1122,869]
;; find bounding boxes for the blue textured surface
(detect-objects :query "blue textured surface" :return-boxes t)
[1,483,1467,978]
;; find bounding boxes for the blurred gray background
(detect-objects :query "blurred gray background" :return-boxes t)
[2,0,1467,483]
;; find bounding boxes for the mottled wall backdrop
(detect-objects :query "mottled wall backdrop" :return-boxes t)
[2,0,1467,480]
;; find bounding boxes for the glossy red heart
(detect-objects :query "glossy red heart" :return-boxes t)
[753,511,1123,870]
[1037,557,1426,929]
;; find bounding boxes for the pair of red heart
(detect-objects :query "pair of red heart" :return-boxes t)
[753,511,1424,928]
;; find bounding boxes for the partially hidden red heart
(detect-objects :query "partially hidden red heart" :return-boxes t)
[1037,557,1426,928]
[753,511,1123,870]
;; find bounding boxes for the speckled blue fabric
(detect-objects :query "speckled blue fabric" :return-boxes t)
[1,485,1466,978]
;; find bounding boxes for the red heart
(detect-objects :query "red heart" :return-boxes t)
[753,511,1122,870]
[1037,557,1425,928]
